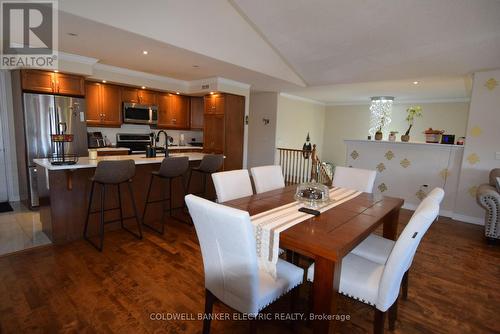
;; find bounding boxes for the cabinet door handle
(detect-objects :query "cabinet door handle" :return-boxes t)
[57,82,60,92]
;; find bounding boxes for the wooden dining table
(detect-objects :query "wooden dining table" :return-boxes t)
[223,185,404,334]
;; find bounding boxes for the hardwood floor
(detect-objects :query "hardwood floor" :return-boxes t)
[0,210,499,333]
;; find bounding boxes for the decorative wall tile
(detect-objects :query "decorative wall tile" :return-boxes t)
[466,153,480,165]
[439,168,450,180]
[416,189,426,200]
[400,158,411,168]
[468,185,478,198]
[376,163,386,173]
[470,126,482,137]
[378,183,387,193]
[384,150,394,160]
[484,78,498,90]
[350,150,359,160]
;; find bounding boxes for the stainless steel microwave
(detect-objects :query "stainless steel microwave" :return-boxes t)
[123,102,158,125]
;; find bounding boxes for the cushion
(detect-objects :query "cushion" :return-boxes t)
[350,234,395,265]
[496,177,500,193]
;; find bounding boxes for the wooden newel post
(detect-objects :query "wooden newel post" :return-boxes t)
[311,144,318,182]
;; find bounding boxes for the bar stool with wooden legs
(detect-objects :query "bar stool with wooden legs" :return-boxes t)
[186,154,224,200]
[83,160,143,252]
[142,156,189,234]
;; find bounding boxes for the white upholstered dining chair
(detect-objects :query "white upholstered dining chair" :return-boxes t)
[332,166,377,193]
[185,194,304,333]
[350,187,444,298]
[250,165,285,194]
[211,169,253,202]
[307,196,440,333]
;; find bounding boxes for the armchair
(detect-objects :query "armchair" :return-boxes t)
[476,168,500,243]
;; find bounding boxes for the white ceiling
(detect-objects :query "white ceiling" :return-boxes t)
[232,0,500,86]
[53,0,500,102]
[286,76,472,105]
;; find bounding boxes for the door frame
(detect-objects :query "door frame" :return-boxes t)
[0,70,20,201]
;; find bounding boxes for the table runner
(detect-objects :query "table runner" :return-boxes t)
[250,187,362,278]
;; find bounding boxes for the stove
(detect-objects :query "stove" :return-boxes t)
[116,133,153,154]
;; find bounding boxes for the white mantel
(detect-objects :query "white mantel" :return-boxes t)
[344,139,471,223]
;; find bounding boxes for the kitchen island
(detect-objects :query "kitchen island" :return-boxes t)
[34,152,213,244]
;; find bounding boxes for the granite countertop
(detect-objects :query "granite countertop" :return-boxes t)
[34,152,207,171]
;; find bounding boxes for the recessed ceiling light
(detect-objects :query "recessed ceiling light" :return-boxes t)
[142,50,148,55]
[141,86,146,89]
[192,65,200,68]
[413,81,419,85]
[102,80,107,83]
[210,91,214,95]
[67,32,78,37]
[176,92,180,94]
[54,70,58,73]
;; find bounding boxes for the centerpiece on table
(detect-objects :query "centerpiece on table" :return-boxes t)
[295,182,330,209]
[402,105,422,142]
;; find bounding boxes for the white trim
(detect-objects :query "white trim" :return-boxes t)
[58,51,99,65]
[217,77,251,89]
[344,139,464,150]
[451,213,484,226]
[92,63,188,87]
[325,97,470,107]
[403,202,484,225]
[279,93,325,106]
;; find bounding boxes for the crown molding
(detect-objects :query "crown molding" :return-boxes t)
[217,77,251,89]
[279,92,325,106]
[92,63,187,87]
[325,97,470,106]
[58,51,99,65]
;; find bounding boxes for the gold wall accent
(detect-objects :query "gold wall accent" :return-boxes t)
[468,185,478,198]
[376,162,386,173]
[466,153,480,165]
[484,78,498,91]
[384,150,394,160]
[416,189,426,200]
[350,150,359,160]
[400,158,411,168]
[378,183,388,193]
[470,126,482,137]
[439,168,450,180]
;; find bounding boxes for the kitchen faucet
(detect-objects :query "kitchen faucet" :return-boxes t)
[155,130,169,157]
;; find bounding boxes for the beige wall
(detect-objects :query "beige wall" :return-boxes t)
[275,94,326,161]
[323,102,470,166]
[247,92,278,168]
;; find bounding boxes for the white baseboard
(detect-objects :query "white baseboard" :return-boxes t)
[402,202,483,225]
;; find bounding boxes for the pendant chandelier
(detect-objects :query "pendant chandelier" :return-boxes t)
[369,96,394,136]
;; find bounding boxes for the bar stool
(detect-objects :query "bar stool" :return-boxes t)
[83,160,142,252]
[186,154,224,200]
[142,156,189,234]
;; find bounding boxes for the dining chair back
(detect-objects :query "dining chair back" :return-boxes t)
[185,194,260,314]
[377,200,439,311]
[333,166,377,193]
[212,169,253,202]
[250,165,285,194]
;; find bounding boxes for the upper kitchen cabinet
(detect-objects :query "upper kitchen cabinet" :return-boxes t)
[21,70,85,96]
[157,93,190,129]
[86,82,122,127]
[190,96,204,130]
[121,87,157,105]
[203,93,245,170]
[204,94,225,115]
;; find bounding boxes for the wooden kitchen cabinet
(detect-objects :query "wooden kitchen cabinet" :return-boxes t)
[121,87,157,105]
[157,93,190,129]
[204,94,225,115]
[85,82,122,127]
[21,70,84,96]
[190,97,204,130]
[203,93,245,170]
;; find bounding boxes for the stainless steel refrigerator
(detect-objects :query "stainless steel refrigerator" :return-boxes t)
[23,93,87,207]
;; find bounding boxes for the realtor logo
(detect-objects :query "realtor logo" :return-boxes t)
[1,0,58,69]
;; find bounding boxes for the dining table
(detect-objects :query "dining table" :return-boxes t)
[223,185,404,334]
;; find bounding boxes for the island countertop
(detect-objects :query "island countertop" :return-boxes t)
[33,152,207,171]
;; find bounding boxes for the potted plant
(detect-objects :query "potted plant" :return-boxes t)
[402,106,422,142]
[375,127,383,140]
